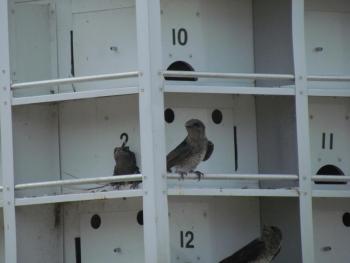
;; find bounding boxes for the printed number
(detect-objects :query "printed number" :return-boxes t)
[172,28,188,46]
[180,231,194,248]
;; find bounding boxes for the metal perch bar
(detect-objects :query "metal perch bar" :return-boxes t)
[308,75,350,82]
[167,173,298,180]
[163,71,295,80]
[15,174,142,190]
[312,175,350,182]
[11,71,140,89]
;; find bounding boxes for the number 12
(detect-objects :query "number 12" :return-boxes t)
[180,231,194,248]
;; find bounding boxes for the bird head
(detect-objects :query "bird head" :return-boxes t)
[185,119,206,139]
[262,225,282,244]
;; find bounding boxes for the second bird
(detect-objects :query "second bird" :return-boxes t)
[167,119,214,180]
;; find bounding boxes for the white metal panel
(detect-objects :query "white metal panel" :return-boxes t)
[16,205,61,263]
[72,0,134,13]
[63,198,143,262]
[13,104,60,197]
[260,198,302,263]
[305,0,350,13]
[59,95,140,192]
[165,94,258,189]
[0,210,5,263]
[72,7,138,91]
[161,0,254,86]
[305,10,350,88]
[313,199,350,263]
[169,197,260,263]
[10,1,57,97]
[309,97,350,190]
[169,203,213,263]
[81,211,144,263]
[256,96,299,189]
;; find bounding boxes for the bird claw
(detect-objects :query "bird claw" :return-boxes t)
[129,181,141,189]
[112,183,122,190]
[194,171,203,181]
[178,172,187,180]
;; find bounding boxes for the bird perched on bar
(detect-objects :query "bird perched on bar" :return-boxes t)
[112,133,141,189]
[167,119,214,180]
[218,226,282,263]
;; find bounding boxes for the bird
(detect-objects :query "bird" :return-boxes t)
[218,226,282,263]
[166,119,214,180]
[112,133,141,189]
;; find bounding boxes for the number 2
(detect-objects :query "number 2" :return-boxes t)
[180,231,194,248]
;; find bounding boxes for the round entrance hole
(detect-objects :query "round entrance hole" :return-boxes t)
[137,210,144,226]
[343,212,350,227]
[90,214,101,229]
[164,108,175,123]
[165,61,197,81]
[212,109,223,124]
[315,165,346,185]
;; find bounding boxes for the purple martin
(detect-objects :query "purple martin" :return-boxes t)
[219,226,282,263]
[112,133,140,189]
[167,119,214,180]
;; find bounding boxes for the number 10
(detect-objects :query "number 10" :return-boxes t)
[172,28,188,46]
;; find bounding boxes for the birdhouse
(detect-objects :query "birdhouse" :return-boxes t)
[0,0,350,262]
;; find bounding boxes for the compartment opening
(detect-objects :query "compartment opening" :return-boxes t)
[315,165,346,185]
[165,61,197,81]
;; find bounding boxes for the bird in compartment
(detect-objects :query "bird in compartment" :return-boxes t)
[112,133,141,189]
[218,226,282,263]
[167,119,214,180]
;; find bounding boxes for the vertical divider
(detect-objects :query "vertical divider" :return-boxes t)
[0,0,17,261]
[135,0,171,262]
[292,0,315,262]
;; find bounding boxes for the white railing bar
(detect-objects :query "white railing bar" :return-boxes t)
[312,175,350,181]
[11,71,140,89]
[163,71,295,80]
[12,86,139,106]
[167,173,298,180]
[164,85,295,96]
[168,188,299,197]
[15,174,142,190]
[308,75,350,82]
[15,189,143,206]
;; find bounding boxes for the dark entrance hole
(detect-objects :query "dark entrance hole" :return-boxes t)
[165,61,197,81]
[315,165,346,185]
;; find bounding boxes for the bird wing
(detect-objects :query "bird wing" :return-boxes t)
[128,150,140,174]
[219,238,265,263]
[166,138,193,171]
[271,246,281,261]
[203,140,214,161]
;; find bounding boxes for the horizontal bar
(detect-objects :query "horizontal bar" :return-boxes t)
[12,86,139,106]
[313,190,350,198]
[11,71,139,89]
[15,189,143,206]
[312,175,350,182]
[168,188,299,197]
[165,85,295,96]
[0,186,3,191]
[15,174,142,190]
[308,88,350,97]
[167,173,298,180]
[308,75,350,82]
[163,71,295,80]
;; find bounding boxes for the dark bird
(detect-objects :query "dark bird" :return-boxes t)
[219,226,282,263]
[167,119,214,180]
[113,133,140,189]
